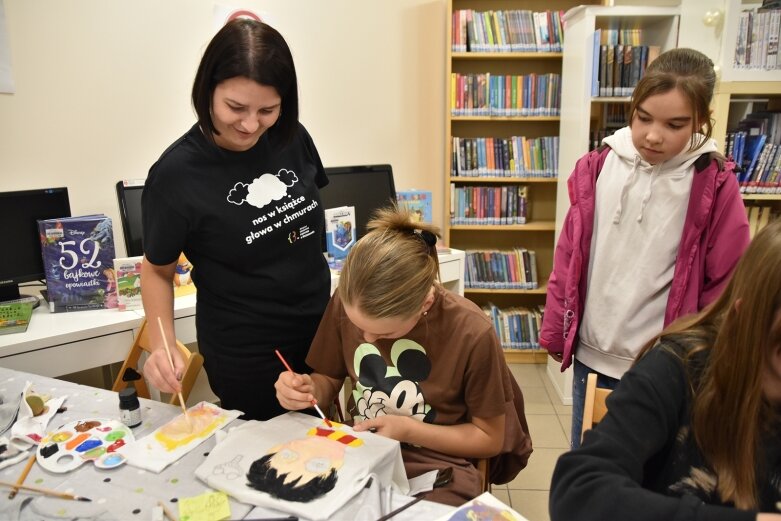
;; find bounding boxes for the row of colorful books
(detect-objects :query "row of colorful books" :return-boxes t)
[734,8,781,70]
[591,31,660,98]
[464,249,538,290]
[450,73,561,117]
[735,138,781,193]
[451,9,564,53]
[599,28,644,48]
[450,185,528,226]
[451,136,559,178]
[725,106,781,193]
[482,303,544,350]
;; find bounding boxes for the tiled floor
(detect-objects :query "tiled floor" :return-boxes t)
[491,363,572,521]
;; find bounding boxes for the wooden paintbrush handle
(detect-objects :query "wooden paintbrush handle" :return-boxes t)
[8,453,36,500]
[0,479,83,501]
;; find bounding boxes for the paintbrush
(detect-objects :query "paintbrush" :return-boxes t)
[0,480,91,502]
[376,495,424,521]
[7,452,36,500]
[157,317,193,431]
[274,349,333,427]
[157,500,178,521]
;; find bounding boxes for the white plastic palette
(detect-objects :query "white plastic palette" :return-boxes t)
[36,418,135,473]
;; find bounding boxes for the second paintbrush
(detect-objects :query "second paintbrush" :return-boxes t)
[274,349,333,427]
[0,480,91,502]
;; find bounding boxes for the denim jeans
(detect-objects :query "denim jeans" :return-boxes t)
[570,359,620,449]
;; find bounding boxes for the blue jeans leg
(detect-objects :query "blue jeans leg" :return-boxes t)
[570,359,589,449]
[570,360,621,449]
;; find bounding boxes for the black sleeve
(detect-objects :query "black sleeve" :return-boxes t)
[141,164,189,266]
[549,345,755,521]
[299,124,328,189]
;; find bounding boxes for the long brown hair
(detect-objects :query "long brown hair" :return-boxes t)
[338,206,440,319]
[637,219,781,508]
[629,48,717,152]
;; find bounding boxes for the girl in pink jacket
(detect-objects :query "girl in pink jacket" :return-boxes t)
[541,48,750,448]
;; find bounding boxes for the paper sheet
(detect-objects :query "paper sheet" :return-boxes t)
[119,401,240,473]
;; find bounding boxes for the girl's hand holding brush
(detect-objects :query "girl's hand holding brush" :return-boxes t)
[274,350,332,427]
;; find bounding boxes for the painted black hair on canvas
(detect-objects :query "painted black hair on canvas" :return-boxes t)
[246,453,338,502]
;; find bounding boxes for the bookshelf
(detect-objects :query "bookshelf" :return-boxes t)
[712,82,781,180]
[711,1,781,228]
[712,82,781,236]
[446,0,598,365]
[555,5,680,226]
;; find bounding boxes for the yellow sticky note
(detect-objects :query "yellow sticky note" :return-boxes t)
[178,491,231,521]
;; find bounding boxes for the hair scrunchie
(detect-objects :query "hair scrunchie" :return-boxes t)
[414,229,438,247]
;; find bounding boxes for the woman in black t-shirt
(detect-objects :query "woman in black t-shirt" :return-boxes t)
[140,19,330,421]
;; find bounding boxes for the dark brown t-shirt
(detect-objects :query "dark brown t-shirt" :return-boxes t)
[306,285,513,425]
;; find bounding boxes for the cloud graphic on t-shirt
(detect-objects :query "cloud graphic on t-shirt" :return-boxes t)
[227,183,250,205]
[276,169,298,187]
[226,169,299,209]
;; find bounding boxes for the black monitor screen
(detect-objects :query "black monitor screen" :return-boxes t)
[319,164,396,248]
[116,181,144,257]
[0,187,71,301]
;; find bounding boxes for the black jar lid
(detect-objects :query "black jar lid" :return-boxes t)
[118,387,139,404]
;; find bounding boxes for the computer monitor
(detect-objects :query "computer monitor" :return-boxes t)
[116,168,397,256]
[319,164,397,249]
[0,187,71,303]
[115,179,145,257]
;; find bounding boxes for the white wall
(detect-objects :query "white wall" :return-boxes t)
[0,0,446,256]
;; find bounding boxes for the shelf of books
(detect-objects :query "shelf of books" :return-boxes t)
[711,81,781,238]
[560,6,680,157]
[719,0,781,84]
[446,0,599,364]
[556,4,680,221]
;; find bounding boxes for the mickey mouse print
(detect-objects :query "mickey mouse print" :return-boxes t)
[352,340,437,423]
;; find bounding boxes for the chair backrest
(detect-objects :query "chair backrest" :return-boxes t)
[581,373,612,442]
[112,318,204,405]
[476,458,491,493]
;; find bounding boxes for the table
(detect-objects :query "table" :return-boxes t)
[0,367,454,520]
[0,250,465,380]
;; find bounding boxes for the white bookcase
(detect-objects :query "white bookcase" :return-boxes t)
[555,5,680,228]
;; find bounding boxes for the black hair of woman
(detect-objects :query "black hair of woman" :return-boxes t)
[192,18,300,146]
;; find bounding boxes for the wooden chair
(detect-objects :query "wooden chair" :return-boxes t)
[476,458,491,493]
[112,318,204,405]
[581,373,612,443]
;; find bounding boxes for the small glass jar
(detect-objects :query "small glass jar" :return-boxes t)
[118,387,142,428]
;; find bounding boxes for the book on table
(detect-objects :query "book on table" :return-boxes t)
[324,206,356,260]
[113,256,143,311]
[37,214,117,313]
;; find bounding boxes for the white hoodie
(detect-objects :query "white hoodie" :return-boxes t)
[576,127,718,379]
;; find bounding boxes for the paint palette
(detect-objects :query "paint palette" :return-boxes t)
[36,418,135,473]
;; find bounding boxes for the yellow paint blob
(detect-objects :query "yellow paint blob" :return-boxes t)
[153,404,226,451]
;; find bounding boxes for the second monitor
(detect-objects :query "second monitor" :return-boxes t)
[319,164,396,246]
